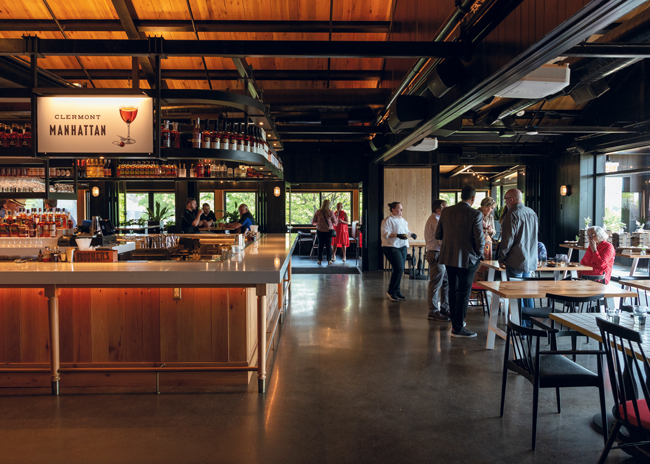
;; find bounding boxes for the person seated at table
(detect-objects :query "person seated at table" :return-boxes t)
[199,203,217,228]
[580,226,615,283]
[223,204,256,234]
[538,241,547,262]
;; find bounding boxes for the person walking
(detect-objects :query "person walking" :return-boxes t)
[332,202,350,262]
[312,199,338,265]
[498,188,538,311]
[425,199,450,321]
[381,201,416,302]
[435,186,485,338]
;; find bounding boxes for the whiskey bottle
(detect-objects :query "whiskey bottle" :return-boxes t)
[211,119,221,149]
[202,119,211,149]
[172,122,180,148]
[162,120,171,148]
[221,122,230,150]
[192,118,202,149]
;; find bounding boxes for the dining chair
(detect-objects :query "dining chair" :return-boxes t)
[580,274,606,284]
[296,231,313,258]
[597,318,650,464]
[507,277,554,325]
[501,318,607,450]
[349,221,359,264]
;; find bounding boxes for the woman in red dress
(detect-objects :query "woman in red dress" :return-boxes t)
[332,202,350,262]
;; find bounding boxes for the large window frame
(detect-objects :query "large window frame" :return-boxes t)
[287,190,354,225]
[118,189,175,227]
[224,190,257,217]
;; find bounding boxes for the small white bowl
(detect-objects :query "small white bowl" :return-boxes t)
[76,238,93,251]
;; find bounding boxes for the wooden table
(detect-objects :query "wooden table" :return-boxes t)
[478,280,637,349]
[560,243,650,276]
[480,260,592,281]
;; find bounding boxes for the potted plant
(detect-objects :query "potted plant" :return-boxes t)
[145,201,172,233]
[216,209,240,226]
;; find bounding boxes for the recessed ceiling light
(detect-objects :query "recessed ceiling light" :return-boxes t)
[259,122,263,126]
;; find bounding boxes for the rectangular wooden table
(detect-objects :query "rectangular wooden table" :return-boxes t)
[560,243,650,276]
[550,312,650,360]
[477,280,637,349]
[480,260,592,281]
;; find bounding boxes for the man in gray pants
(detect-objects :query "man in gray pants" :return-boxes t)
[425,199,450,321]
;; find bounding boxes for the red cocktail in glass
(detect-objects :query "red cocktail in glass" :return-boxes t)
[119,106,138,144]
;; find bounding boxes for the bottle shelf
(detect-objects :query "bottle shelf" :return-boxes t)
[0,192,77,200]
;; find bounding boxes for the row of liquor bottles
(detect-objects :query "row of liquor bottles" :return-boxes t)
[0,123,32,148]
[0,208,73,238]
[78,159,266,179]
[0,167,73,178]
[162,118,283,170]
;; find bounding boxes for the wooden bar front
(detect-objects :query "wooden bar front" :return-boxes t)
[0,285,279,390]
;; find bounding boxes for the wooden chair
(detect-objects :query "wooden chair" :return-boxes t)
[597,318,650,464]
[501,319,607,450]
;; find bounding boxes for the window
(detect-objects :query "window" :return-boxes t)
[125,193,148,223]
[200,192,215,211]
[153,193,175,226]
[225,191,256,216]
[287,191,354,225]
[289,192,320,224]
[440,192,457,206]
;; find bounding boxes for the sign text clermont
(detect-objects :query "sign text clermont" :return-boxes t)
[37,97,153,153]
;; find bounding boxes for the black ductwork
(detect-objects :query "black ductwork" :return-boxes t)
[0,56,72,88]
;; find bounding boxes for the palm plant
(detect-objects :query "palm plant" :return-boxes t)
[145,201,172,223]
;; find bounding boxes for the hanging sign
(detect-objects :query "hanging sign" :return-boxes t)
[37,96,153,153]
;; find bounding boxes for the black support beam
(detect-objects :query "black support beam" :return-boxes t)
[564,43,650,58]
[0,38,467,59]
[0,20,391,34]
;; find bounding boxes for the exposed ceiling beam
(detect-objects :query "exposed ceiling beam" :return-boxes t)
[277,125,375,135]
[0,20,391,34]
[371,0,646,164]
[446,165,473,178]
[46,69,385,81]
[563,42,650,58]
[264,89,392,109]
[458,126,640,135]
[0,38,467,59]
[111,0,167,90]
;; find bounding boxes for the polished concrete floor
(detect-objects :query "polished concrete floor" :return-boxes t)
[0,272,632,463]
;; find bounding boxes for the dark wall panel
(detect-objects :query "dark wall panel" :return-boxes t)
[283,153,367,184]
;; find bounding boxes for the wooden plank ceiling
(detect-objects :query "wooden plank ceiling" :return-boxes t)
[0,0,395,91]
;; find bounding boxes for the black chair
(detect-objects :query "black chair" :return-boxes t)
[296,231,314,258]
[500,319,607,450]
[539,293,605,357]
[508,277,555,325]
[580,274,606,284]
[597,318,650,464]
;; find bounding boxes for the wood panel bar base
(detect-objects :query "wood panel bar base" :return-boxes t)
[44,285,60,396]
[257,284,267,394]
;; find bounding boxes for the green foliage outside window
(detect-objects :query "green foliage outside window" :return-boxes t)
[439,192,457,206]
[287,191,353,225]
[225,191,256,219]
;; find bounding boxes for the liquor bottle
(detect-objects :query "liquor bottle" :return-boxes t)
[212,119,220,149]
[237,124,245,151]
[2,124,10,148]
[162,120,171,148]
[192,118,202,149]
[179,164,186,178]
[23,124,31,147]
[227,165,233,178]
[66,210,73,230]
[221,162,227,178]
[172,122,180,148]
[230,123,238,150]
[211,160,217,178]
[50,213,57,238]
[196,160,203,178]
[42,213,50,237]
[202,119,211,149]
[190,164,195,178]
[244,123,251,152]
[221,122,230,150]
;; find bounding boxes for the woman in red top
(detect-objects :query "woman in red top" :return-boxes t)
[580,226,616,283]
[332,202,350,262]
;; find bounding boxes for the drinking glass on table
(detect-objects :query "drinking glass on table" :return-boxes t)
[539,256,547,268]
[606,308,621,324]
[633,306,647,326]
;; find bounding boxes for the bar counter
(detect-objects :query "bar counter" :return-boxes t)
[0,234,296,395]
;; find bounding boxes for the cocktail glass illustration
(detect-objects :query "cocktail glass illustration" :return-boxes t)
[119,106,138,144]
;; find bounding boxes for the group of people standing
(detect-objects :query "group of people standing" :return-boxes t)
[311,200,351,265]
[382,185,540,338]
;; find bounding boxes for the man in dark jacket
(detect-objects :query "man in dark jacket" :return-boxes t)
[435,186,485,338]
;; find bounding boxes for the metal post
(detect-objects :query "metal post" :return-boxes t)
[155,53,161,159]
[256,284,267,393]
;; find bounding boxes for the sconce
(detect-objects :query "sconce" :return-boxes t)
[91,186,100,197]
[560,185,571,197]
[273,186,281,197]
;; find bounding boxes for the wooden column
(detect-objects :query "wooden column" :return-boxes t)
[44,285,60,395]
[256,284,267,393]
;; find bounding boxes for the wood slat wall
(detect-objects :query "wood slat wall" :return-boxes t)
[0,285,277,367]
[383,167,431,240]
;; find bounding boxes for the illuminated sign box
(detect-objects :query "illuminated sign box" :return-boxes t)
[37,96,153,154]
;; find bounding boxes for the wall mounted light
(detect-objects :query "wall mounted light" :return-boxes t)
[91,186,100,197]
[273,186,281,197]
[560,185,572,197]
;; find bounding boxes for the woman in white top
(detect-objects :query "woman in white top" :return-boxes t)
[381,201,416,301]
